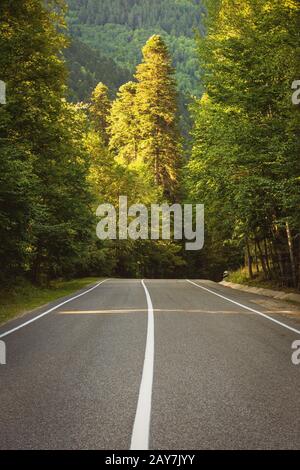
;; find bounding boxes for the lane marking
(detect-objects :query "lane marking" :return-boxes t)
[186,279,300,335]
[58,308,256,315]
[0,279,109,339]
[58,309,148,314]
[130,279,155,450]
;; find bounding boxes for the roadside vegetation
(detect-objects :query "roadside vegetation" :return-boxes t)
[0,278,101,326]
[227,268,300,295]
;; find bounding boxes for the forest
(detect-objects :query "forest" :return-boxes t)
[66,0,205,95]
[0,0,300,291]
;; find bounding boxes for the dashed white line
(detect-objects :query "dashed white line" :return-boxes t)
[0,279,109,339]
[130,279,155,450]
[186,279,300,335]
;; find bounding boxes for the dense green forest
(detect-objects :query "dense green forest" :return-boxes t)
[65,0,204,99]
[0,0,300,290]
[65,38,131,101]
[187,0,300,288]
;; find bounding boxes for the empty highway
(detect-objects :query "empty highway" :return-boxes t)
[0,279,299,450]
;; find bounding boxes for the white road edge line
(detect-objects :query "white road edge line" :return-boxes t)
[186,279,300,335]
[130,279,155,450]
[0,279,109,339]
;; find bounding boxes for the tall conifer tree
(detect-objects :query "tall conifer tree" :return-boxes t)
[90,82,111,144]
[109,82,138,164]
[135,35,181,200]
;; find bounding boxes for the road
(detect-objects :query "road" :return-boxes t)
[0,279,299,450]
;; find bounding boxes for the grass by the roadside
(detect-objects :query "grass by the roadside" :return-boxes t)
[0,278,102,326]
[227,267,299,293]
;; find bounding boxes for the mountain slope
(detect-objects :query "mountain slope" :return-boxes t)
[66,0,204,97]
[65,38,131,102]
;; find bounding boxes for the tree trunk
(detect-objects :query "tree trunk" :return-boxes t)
[269,238,280,280]
[256,239,268,279]
[32,245,42,285]
[285,221,297,288]
[271,225,285,285]
[245,238,253,279]
[263,238,272,279]
[254,241,260,273]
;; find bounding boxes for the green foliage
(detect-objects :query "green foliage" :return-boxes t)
[0,277,101,325]
[64,38,131,102]
[186,0,300,287]
[67,0,204,37]
[85,37,186,276]
[0,115,34,283]
[108,36,182,201]
[68,22,202,97]
[2,0,299,287]
[64,1,206,141]
[109,82,138,165]
[89,82,111,141]
[65,0,205,138]
[134,35,182,199]
[0,0,94,284]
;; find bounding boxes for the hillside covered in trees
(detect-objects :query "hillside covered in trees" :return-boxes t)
[65,0,205,100]
[1,0,300,293]
[65,38,131,102]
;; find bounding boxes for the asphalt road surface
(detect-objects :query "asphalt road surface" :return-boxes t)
[0,279,299,450]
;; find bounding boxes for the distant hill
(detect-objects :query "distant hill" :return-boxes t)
[64,38,131,102]
[65,0,205,98]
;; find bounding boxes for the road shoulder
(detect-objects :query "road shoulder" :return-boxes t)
[220,280,300,320]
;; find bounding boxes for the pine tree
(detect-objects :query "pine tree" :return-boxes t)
[134,35,181,200]
[90,82,111,144]
[109,81,138,164]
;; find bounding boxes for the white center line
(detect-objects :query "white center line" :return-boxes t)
[0,279,109,339]
[186,279,300,335]
[130,279,155,450]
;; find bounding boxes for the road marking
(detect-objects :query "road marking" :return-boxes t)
[58,309,149,314]
[130,279,155,450]
[186,280,300,335]
[0,280,109,339]
[58,308,254,315]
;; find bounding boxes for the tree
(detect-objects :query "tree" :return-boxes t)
[0,0,94,284]
[186,0,300,286]
[135,35,181,199]
[89,82,111,143]
[109,81,138,165]
[0,107,34,284]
